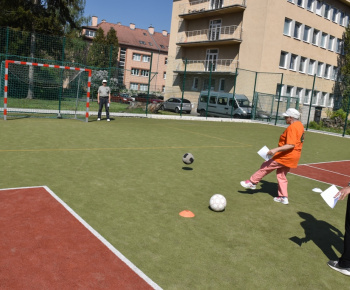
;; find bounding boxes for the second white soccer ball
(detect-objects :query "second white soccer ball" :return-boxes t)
[209,194,227,212]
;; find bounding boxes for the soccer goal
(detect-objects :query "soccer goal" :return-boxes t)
[1,60,91,122]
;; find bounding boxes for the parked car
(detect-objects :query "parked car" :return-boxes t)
[161,98,192,114]
[133,93,163,103]
[111,93,135,104]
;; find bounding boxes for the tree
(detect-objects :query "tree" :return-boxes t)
[87,27,119,68]
[338,26,350,111]
[0,0,85,35]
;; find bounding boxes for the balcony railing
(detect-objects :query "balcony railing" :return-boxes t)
[175,59,239,73]
[179,0,246,15]
[177,25,242,44]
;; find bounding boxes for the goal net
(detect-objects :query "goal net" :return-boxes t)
[1,60,91,122]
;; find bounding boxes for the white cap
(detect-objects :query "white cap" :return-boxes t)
[282,108,300,119]
[102,80,107,83]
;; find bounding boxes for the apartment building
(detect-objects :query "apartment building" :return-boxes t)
[166,0,350,115]
[83,17,170,94]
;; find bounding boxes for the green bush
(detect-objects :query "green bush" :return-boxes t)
[331,109,346,121]
[308,121,321,130]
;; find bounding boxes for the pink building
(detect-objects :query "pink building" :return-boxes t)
[82,17,169,95]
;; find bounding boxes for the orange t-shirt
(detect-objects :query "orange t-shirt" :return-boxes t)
[272,121,305,168]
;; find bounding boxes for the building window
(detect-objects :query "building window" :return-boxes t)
[297,0,303,7]
[312,29,319,45]
[140,84,148,91]
[332,7,338,23]
[296,87,303,103]
[284,18,292,36]
[165,58,168,65]
[162,86,165,93]
[319,92,326,106]
[327,94,334,107]
[317,62,323,77]
[140,70,149,77]
[133,54,141,61]
[308,59,315,75]
[324,3,331,19]
[336,38,342,54]
[139,41,146,45]
[142,55,150,62]
[219,79,225,91]
[315,0,322,16]
[299,57,307,73]
[328,36,334,51]
[312,91,318,105]
[131,68,139,76]
[324,64,331,79]
[130,83,138,90]
[192,77,199,90]
[320,33,327,48]
[285,85,293,97]
[163,72,166,79]
[279,51,288,68]
[160,45,165,49]
[306,0,314,12]
[294,22,302,39]
[289,54,298,71]
[340,11,345,26]
[303,26,311,42]
[304,89,311,104]
[203,79,216,90]
[332,67,338,80]
[85,30,96,37]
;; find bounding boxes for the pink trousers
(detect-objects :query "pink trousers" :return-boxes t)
[250,159,290,197]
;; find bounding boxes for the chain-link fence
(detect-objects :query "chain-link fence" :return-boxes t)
[165,63,350,136]
[0,26,163,120]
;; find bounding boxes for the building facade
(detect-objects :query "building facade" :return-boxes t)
[166,0,350,117]
[83,17,170,95]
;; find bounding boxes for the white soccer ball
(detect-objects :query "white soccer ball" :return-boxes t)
[209,194,227,212]
[182,153,194,165]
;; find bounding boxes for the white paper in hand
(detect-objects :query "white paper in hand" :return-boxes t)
[257,146,271,161]
[321,185,339,208]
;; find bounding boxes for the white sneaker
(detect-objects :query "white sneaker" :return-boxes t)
[327,260,350,276]
[273,197,289,204]
[97,118,101,121]
[240,180,256,190]
[107,119,110,122]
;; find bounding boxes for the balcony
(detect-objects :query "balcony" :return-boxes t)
[174,59,238,74]
[177,25,242,47]
[179,0,246,19]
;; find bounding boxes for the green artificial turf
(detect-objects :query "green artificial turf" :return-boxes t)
[0,117,349,289]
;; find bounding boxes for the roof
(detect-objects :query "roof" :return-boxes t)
[94,22,169,53]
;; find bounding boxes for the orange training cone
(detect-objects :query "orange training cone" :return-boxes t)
[179,210,195,218]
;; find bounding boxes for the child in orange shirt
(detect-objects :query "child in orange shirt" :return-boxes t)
[240,108,305,205]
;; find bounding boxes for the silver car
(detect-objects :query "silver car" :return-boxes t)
[161,98,192,114]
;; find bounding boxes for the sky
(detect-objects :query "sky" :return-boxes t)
[84,0,173,33]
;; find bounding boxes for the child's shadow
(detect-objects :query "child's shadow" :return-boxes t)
[238,180,277,198]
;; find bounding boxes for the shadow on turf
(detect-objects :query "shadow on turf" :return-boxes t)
[182,167,193,171]
[237,180,277,198]
[289,211,344,260]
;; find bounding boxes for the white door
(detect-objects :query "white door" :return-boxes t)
[205,49,218,72]
[209,20,221,41]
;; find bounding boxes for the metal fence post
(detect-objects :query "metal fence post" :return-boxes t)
[205,62,213,119]
[274,73,284,125]
[230,67,238,118]
[306,74,317,130]
[343,94,350,137]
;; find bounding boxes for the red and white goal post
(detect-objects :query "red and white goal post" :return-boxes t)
[3,60,92,122]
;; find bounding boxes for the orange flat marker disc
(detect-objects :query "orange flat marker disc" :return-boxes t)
[179,210,195,218]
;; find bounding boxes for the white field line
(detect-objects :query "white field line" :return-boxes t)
[289,172,343,187]
[298,160,350,166]
[303,164,350,178]
[0,185,162,290]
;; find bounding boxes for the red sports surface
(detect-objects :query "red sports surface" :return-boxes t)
[290,160,350,187]
[0,187,159,289]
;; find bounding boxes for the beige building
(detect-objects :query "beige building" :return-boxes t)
[83,17,170,95]
[166,0,350,118]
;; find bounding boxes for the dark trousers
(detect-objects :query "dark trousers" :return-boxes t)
[98,97,109,119]
[339,196,350,267]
